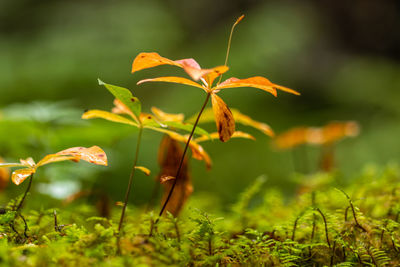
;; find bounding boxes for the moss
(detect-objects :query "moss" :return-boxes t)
[0,164,399,266]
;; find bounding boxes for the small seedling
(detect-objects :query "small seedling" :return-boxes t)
[274,121,360,172]
[82,79,211,246]
[0,146,107,237]
[131,15,299,218]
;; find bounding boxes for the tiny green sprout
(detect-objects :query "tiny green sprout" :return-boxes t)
[0,146,107,217]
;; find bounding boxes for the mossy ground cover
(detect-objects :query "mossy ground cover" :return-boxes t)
[1,163,399,266]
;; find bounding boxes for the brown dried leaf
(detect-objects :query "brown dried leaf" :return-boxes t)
[211,94,235,142]
[160,175,175,183]
[158,136,193,216]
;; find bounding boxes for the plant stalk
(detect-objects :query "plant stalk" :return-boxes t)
[157,93,211,220]
[118,126,144,232]
[15,174,34,212]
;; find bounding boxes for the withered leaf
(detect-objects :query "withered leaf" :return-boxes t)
[158,136,193,216]
[211,94,235,142]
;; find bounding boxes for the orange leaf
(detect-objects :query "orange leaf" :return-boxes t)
[211,94,235,142]
[321,121,360,144]
[204,66,229,87]
[274,127,309,149]
[215,77,277,96]
[56,146,108,166]
[215,76,299,96]
[12,168,35,185]
[131,52,180,74]
[137,76,206,91]
[0,157,10,191]
[151,107,184,122]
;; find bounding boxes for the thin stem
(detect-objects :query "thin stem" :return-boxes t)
[118,126,144,234]
[157,93,211,220]
[15,174,34,212]
[315,208,331,248]
[217,15,244,85]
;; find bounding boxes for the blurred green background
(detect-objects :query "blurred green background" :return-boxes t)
[1,0,399,207]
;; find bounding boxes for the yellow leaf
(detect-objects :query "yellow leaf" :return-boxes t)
[135,166,151,176]
[111,99,139,123]
[151,107,184,122]
[211,94,235,142]
[137,76,206,91]
[194,131,255,142]
[231,109,274,137]
[56,146,108,166]
[82,110,138,127]
[37,154,79,167]
[150,127,212,169]
[131,52,180,74]
[12,168,35,185]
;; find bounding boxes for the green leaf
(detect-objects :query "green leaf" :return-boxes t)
[98,79,141,120]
